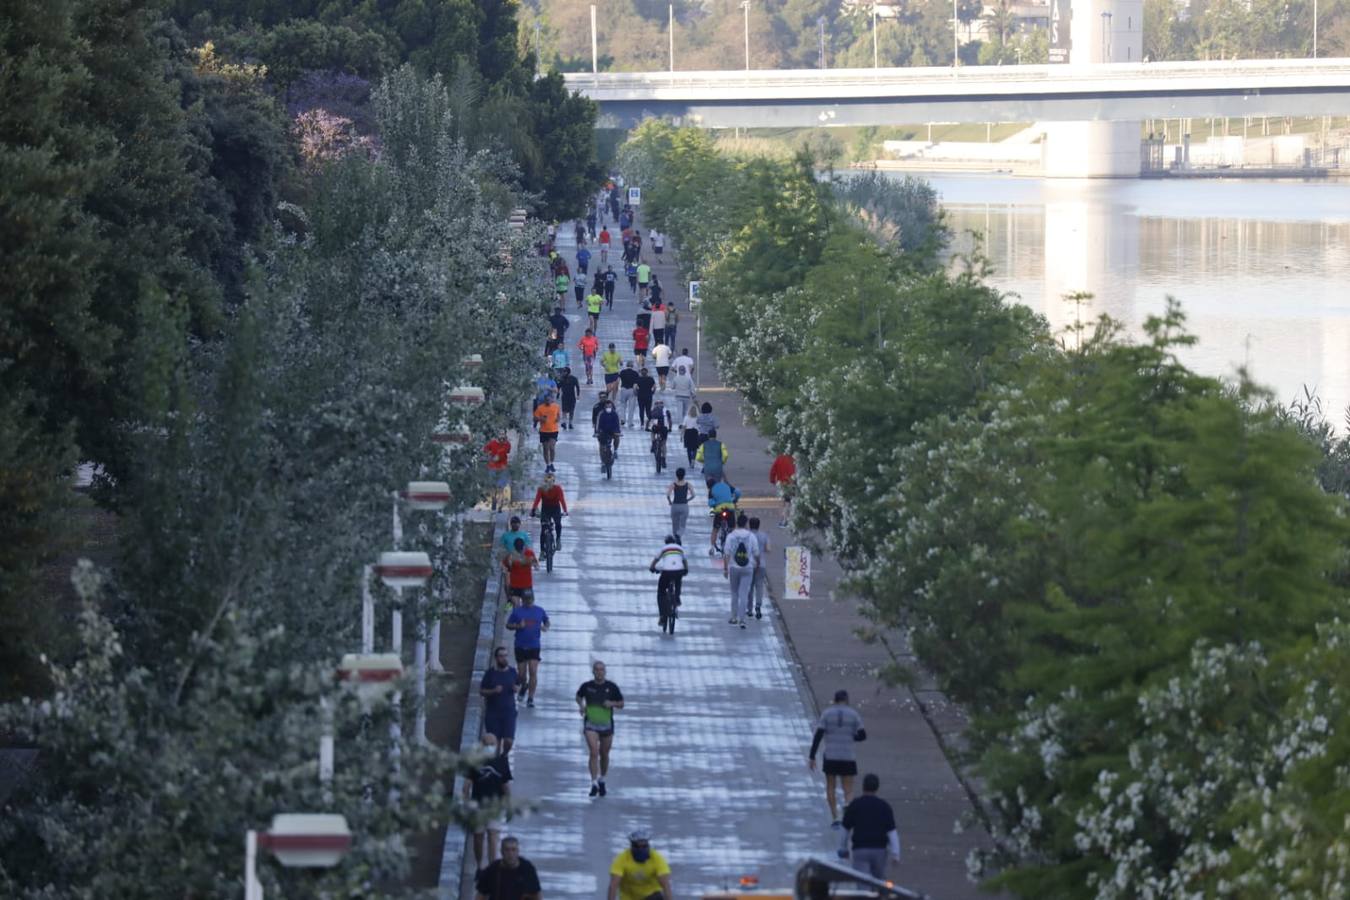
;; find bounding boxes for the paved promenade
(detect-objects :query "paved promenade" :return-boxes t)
[445,222,833,898]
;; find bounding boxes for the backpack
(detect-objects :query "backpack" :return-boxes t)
[732,537,750,568]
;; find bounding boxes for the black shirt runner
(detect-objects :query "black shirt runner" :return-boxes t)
[469,755,513,803]
[576,679,624,730]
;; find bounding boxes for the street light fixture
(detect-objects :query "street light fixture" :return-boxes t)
[244,814,352,900]
[873,5,898,69]
[740,1,750,70]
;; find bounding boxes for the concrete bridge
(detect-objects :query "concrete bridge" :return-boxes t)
[564,58,1350,131]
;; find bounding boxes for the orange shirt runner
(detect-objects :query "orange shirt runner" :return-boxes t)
[534,402,561,434]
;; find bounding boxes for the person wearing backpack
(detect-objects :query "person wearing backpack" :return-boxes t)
[722,513,760,628]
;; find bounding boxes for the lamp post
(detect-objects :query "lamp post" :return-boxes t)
[670,4,675,71]
[818,16,826,68]
[873,4,878,69]
[740,1,750,70]
[1314,0,1319,58]
[374,549,432,750]
[952,0,959,66]
[1100,11,1113,62]
[245,814,352,900]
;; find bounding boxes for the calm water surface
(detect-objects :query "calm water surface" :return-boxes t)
[925,175,1350,420]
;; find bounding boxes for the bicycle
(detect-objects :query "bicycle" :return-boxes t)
[598,433,616,480]
[533,512,557,573]
[710,507,735,556]
[651,432,667,475]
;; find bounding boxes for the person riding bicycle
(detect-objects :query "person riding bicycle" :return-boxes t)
[594,397,622,461]
[648,535,688,635]
[647,400,671,465]
[530,472,569,550]
[707,478,741,554]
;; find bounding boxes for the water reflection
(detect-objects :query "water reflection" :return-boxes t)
[933,175,1350,419]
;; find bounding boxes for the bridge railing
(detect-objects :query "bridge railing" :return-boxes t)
[563,58,1350,94]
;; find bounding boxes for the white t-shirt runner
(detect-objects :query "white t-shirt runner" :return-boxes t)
[651,345,672,367]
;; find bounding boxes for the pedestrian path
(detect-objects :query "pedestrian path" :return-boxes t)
[449,218,833,896]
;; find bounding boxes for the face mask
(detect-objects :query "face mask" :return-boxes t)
[631,845,651,863]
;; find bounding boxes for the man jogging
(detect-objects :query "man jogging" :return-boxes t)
[722,513,760,628]
[533,392,561,471]
[579,330,600,385]
[838,773,901,880]
[603,266,617,308]
[598,226,611,264]
[576,660,624,797]
[480,647,519,755]
[464,734,512,872]
[505,592,549,708]
[636,260,652,302]
[601,344,623,399]
[808,689,868,827]
[501,537,538,609]
[587,288,604,332]
[557,366,580,429]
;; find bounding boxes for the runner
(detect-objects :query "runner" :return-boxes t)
[636,260,652,302]
[650,342,672,390]
[625,259,638,296]
[631,319,649,369]
[532,392,561,471]
[603,265,617,308]
[617,360,640,427]
[606,830,673,900]
[576,660,624,797]
[587,288,604,332]
[579,329,600,385]
[463,734,512,872]
[680,403,701,466]
[529,472,568,549]
[480,647,519,755]
[749,516,771,620]
[505,592,550,708]
[649,301,666,349]
[665,467,695,541]
[554,270,570,306]
[808,689,868,827]
[722,513,760,628]
[484,433,512,511]
[475,837,542,900]
[670,368,696,428]
[652,229,665,261]
[576,243,591,276]
[548,344,569,373]
[499,515,532,555]
[601,344,623,399]
[635,368,657,428]
[557,366,581,429]
[598,226,611,265]
[648,535,687,634]
[501,537,539,608]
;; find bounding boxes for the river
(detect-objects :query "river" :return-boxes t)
[926,175,1350,421]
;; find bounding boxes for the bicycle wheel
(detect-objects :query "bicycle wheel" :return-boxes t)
[543,525,554,572]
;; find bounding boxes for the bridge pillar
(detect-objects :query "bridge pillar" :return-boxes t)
[1042,0,1143,177]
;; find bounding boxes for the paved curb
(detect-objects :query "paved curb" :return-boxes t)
[438,510,508,899]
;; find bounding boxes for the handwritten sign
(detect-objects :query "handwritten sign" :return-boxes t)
[785,546,811,598]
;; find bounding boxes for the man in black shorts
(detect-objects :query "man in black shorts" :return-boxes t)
[475,836,542,900]
[506,593,549,708]
[808,689,867,828]
[576,660,624,797]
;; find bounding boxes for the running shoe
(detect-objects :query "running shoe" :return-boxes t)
[755,608,762,620]
[598,782,607,797]
[729,618,738,625]
[590,784,599,797]
[739,619,747,629]
[527,698,535,708]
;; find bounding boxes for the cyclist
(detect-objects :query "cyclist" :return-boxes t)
[530,472,569,549]
[595,397,622,466]
[607,829,672,900]
[648,535,688,634]
[647,399,671,470]
[706,478,741,556]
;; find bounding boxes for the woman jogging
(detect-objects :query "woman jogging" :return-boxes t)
[681,404,701,466]
[666,468,695,541]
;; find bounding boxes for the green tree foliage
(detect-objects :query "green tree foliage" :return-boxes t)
[523,71,604,220]
[625,126,1350,895]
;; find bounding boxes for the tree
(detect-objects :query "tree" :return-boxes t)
[522,71,603,220]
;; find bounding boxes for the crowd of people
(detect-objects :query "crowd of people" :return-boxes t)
[466,182,891,900]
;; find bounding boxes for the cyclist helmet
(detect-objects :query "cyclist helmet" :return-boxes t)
[628,829,650,843]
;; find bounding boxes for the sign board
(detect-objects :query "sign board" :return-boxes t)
[688,280,702,307]
[627,186,642,206]
[785,546,811,598]
[1048,0,1072,64]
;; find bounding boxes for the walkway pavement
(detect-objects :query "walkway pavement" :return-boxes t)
[445,220,833,898]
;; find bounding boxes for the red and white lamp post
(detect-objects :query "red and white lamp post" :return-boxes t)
[244,814,351,900]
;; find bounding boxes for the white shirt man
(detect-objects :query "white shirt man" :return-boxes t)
[671,352,694,382]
